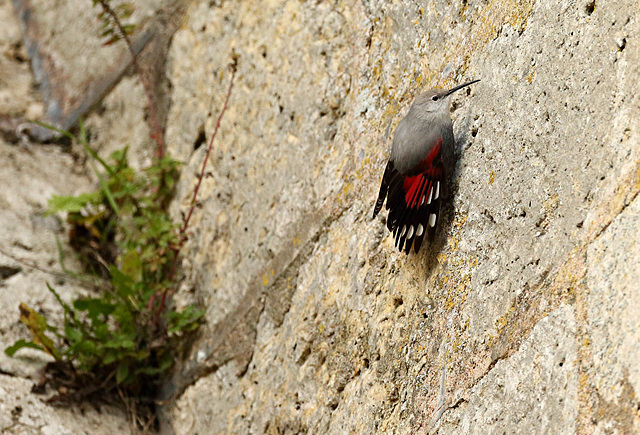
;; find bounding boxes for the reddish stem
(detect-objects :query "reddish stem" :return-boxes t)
[156,56,238,320]
[180,68,236,237]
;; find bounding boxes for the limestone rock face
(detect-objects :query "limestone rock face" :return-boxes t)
[1,0,638,433]
[162,0,640,433]
[440,305,579,433]
[0,374,129,434]
[10,0,174,140]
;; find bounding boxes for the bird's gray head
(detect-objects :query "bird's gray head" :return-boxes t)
[412,79,480,115]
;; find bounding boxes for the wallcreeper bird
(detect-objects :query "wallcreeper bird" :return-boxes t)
[373,80,480,254]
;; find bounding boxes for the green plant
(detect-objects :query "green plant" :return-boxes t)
[92,0,165,157]
[93,0,135,46]
[5,123,203,399]
[2,0,238,424]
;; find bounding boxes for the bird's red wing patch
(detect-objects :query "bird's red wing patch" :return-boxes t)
[377,139,444,254]
[402,168,441,208]
[403,174,425,208]
[402,139,442,207]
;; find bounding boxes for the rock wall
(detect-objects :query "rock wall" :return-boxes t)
[1,0,639,433]
[162,0,640,432]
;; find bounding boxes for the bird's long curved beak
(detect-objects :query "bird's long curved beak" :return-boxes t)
[444,79,480,97]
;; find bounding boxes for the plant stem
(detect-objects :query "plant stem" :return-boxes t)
[96,0,165,158]
[180,62,237,241]
[156,56,238,319]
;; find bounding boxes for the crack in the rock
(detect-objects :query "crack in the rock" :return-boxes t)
[0,264,21,280]
[591,183,639,243]
[448,397,467,410]
[0,367,18,377]
[434,178,640,425]
[159,201,350,403]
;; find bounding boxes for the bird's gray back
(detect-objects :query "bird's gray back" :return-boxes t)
[390,110,452,175]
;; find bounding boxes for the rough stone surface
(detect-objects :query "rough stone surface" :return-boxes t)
[0,0,41,120]
[0,0,92,380]
[84,75,154,170]
[1,0,639,433]
[0,139,90,378]
[160,0,640,433]
[585,195,640,433]
[439,304,578,433]
[10,0,179,140]
[0,374,128,434]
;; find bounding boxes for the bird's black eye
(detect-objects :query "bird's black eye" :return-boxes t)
[431,95,439,101]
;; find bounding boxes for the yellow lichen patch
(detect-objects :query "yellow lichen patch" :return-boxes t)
[447,236,459,252]
[485,304,519,350]
[526,70,536,83]
[544,193,560,214]
[455,212,468,228]
[428,210,475,312]
[372,59,383,79]
[486,333,495,347]
[423,0,536,84]
[432,215,477,313]
[343,182,353,196]
[443,280,471,311]
[415,64,439,90]
[261,269,276,287]
[495,306,515,335]
[380,102,400,126]
[355,156,375,182]
[452,339,461,353]
[505,0,536,32]
[468,256,479,267]
[579,372,591,390]
[489,170,495,185]
[459,1,469,21]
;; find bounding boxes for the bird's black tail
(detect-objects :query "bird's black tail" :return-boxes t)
[373,161,394,218]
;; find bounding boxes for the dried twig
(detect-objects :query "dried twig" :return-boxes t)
[96,0,165,158]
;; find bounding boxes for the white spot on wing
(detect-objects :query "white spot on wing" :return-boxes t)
[400,225,407,237]
[435,182,440,200]
[427,188,433,205]
[420,195,425,206]
[416,224,424,236]
[407,225,414,239]
[429,213,437,227]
